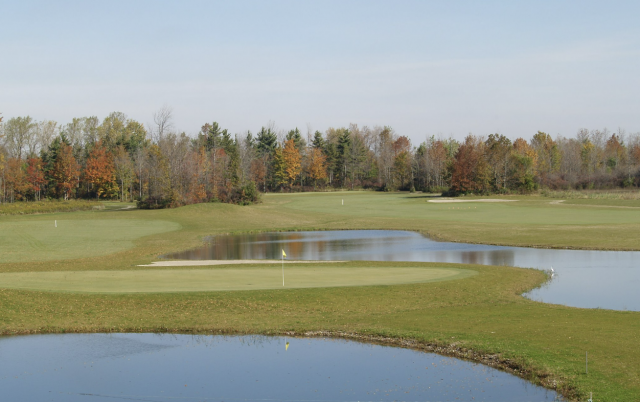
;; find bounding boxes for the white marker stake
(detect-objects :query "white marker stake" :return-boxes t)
[342,199,343,205]
[282,249,286,286]
[55,220,57,228]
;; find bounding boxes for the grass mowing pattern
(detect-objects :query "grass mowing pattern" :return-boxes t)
[0,266,474,293]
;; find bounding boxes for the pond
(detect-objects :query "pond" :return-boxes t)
[167,230,640,311]
[0,333,561,401]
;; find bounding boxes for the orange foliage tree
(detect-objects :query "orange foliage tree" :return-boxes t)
[26,157,46,201]
[191,146,210,202]
[282,139,301,187]
[5,158,28,202]
[306,147,327,189]
[85,142,118,199]
[448,135,490,195]
[250,158,266,189]
[53,143,80,200]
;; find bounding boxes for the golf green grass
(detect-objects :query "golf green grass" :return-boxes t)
[1,192,640,400]
[0,266,474,293]
[0,219,181,263]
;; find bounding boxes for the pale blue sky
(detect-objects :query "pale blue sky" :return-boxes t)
[1,0,639,143]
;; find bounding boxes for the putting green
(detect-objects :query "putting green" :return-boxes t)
[0,266,476,293]
[0,219,181,263]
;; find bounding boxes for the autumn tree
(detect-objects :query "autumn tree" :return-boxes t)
[531,131,559,185]
[250,158,267,189]
[286,128,306,153]
[393,151,413,190]
[26,157,46,200]
[306,147,327,189]
[271,145,286,190]
[448,135,490,195]
[191,146,211,202]
[392,136,413,190]
[0,153,5,202]
[52,143,80,200]
[286,127,307,186]
[416,137,449,190]
[605,134,625,171]
[113,145,134,201]
[85,142,118,199]
[146,143,170,201]
[485,134,512,191]
[5,158,28,202]
[133,146,148,199]
[282,139,301,187]
[97,112,127,151]
[511,138,538,192]
[97,112,147,153]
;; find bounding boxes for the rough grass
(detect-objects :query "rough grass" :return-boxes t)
[0,265,474,293]
[1,191,640,400]
[0,199,101,215]
[541,189,640,200]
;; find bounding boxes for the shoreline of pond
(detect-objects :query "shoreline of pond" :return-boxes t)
[174,227,640,253]
[0,328,573,401]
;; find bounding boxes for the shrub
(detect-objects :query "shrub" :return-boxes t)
[136,196,173,210]
[231,182,261,205]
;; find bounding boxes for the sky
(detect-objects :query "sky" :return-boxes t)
[1,0,639,144]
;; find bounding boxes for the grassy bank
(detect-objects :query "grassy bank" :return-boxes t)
[1,191,639,400]
[0,199,102,215]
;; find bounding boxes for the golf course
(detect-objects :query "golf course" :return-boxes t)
[1,191,639,401]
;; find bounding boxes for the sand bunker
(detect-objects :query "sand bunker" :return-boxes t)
[427,198,517,203]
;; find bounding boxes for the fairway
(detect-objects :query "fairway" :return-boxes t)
[0,266,474,293]
[0,219,181,263]
[2,194,640,400]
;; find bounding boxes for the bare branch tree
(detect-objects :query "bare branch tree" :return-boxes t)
[152,105,174,141]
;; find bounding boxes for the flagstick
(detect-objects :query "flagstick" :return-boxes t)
[282,253,284,286]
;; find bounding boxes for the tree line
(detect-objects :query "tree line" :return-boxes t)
[1,110,639,206]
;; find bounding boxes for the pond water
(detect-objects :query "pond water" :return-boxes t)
[0,333,561,401]
[168,230,640,311]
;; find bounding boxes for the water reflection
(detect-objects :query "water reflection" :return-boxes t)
[171,230,517,266]
[167,230,640,311]
[0,333,562,401]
